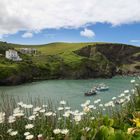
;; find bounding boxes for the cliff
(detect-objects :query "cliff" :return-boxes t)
[0,42,140,85]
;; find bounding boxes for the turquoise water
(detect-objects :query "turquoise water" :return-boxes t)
[0,76,134,108]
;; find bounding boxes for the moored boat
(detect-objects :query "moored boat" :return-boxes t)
[94,83,109,91]
[84,89,97,96]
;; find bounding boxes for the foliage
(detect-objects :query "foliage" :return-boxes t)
[0,42,140,85]
[0,78,140,139]
[0,41,13,54]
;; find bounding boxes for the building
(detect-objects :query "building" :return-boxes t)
[5,50,22,61]
[19,48,37,54]
[0,54,3,57]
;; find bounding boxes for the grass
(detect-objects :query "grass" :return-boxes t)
[0,78,140,140]
[122,62,140,72]
[0,41,140,85]
[13,42,136,55]
[0,64,19,79]
[60,52,84,69]
[14,42,95,55]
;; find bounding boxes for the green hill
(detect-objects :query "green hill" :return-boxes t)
[0,41,140,85]
[12,42,95,55]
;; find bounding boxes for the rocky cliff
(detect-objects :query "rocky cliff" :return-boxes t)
[0,42,140,85]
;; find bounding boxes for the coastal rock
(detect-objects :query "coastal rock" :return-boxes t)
[0,42,140,85]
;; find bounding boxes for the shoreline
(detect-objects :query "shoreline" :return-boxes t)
[0,73,139,87]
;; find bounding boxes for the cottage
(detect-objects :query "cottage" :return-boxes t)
[19,48,37,54]
[5,50,22,61]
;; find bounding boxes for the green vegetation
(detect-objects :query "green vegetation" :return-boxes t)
[0,78,140,140]
[13,42,94,55]
[0,41,13,54]
[0,41,140,85]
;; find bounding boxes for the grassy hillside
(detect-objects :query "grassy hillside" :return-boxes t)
[12,42,95,55]
[12,42,137,55]
[0,41,140,85]
[0,41,13,54]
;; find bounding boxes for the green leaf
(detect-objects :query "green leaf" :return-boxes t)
[95,125,109,140]
[109,119,114,127]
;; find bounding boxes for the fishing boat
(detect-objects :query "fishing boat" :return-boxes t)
[95,83,109,91]
[84,89,97,96]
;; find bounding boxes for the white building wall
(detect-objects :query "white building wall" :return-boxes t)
[6,51,11,59]
[5,50,22,61]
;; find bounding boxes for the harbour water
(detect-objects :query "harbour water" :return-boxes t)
[0,76,134,108]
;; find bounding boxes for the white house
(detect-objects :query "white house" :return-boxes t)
[5,50,22,61]
[19,48,37,54]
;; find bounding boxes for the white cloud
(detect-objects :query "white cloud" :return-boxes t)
[80,28,95,38]
[22,32,33,38]
[130,39,140,43]
[0,0,140,36]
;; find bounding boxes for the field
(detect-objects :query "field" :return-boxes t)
[13,42,95,55]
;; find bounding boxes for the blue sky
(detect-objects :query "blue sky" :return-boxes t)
[2,23,140,46]
[0,0,140,46]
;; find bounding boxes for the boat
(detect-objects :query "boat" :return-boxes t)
[84,89,97,96]
[95,83,109,91]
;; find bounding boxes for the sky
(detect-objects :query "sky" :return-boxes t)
[0,0,140,46]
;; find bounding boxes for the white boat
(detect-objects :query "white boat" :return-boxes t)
[94,83,109,91]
